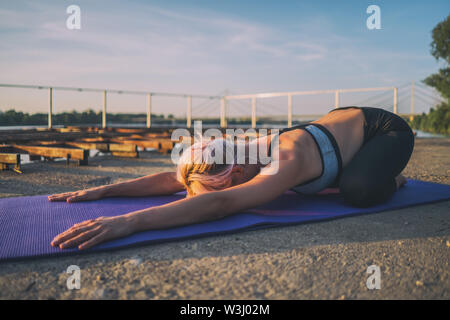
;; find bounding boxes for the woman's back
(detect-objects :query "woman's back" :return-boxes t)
[275,107,366,185]
[312,107,365,167]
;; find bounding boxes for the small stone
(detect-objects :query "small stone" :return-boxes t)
[93,288,105,298]
[191,243,198,251]
[128,257,142,266]
[96,274,105,282]
[135,291,147,300]
[24,281,36,292]
[415,280,424,287]
[162,284,172,292]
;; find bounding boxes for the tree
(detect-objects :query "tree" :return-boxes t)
[423,15,450,101]
[410,15,450,135]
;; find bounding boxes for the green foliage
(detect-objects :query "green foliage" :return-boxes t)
[430,15,450,64]
[408,102,450,135]
[417,15,450,134]
[0,109,46,125]
[423,67,450,101]
[424,14,450,101]
[0,109,168,126]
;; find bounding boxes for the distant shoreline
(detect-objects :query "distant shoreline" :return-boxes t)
[0,124,447,138]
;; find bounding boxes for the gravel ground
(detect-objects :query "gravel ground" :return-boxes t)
[0,138,449,300]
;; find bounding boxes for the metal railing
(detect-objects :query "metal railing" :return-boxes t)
[0,82,430,129]
[0,83,221,129]
[223,86,399,128]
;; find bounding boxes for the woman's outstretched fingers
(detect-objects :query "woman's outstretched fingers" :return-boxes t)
[57,227,103,249]
[78,232,108,250]
[52,215,132,250]
[66,194,83,203]
[51,221,97,247]
[48,192,73,201]
[48,189,103,203]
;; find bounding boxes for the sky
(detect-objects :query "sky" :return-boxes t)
[0,0,448,117]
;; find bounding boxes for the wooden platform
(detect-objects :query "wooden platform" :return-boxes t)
[0,127,178,173]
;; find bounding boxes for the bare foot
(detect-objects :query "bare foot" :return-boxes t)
[395,174,407,189]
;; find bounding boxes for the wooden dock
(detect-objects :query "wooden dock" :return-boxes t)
[0,127,179,173]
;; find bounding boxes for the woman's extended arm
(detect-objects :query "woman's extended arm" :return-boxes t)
[51,157,305,250]
[48,171,185,202]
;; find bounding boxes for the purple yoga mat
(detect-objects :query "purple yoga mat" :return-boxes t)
[0,179,449,261]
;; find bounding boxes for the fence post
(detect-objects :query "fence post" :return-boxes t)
[102,90,107,128]
[287,94,292,128]
[393,87,398,114]
[48,87,53,129]
[335,90,339,109]
[220,97,227,128]
[251,97,256,129]
[187,95,192,128]
[146,93,152,128]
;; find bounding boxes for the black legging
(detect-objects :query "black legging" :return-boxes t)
[336,107,415,208]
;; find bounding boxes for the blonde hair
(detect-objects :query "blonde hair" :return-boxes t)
[176,138,239,196]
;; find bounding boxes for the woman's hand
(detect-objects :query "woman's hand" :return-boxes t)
[48,187,105,203]
[51,215,135,250]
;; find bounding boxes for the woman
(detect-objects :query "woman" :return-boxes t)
[49,106,414,250]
